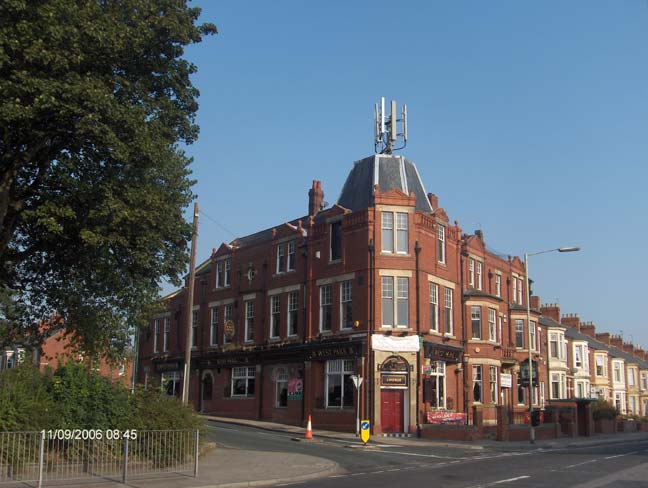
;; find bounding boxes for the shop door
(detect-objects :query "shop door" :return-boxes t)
[381,389,404,433]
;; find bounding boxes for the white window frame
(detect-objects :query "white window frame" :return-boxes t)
[320,285,332,332]
[444,287,453,335]
[472,365,483,403]
[518,278,523,305]
[429,283,439,333]
[515,320,525,348]
[489,366,498,404]
[469,258,475,287]
[287,241,296,271]
[471,306,481,339]
[495,274,501,297]
[628,368,636,387]
[340,280,353,329]
[325,359,354,409]
[276,244,285,274]
[512,277,517,304]
[224,257,231,286]
[288,291,299,337]
[396,212,408,254]
[244,301,254,343]
[428,361,446,409]
[270,295,281,338]
[437,225,446,264]
[231,366,255,397]
[530,321,537,351]
[488,308,497,342]
[223,304,233,344]
[396,277,409,328]
[210,307,218,346]
[275,368,289,408]
[381,212,394,253]
[574,344,583,369]
[382,277,394,328]
[163,317,170,352]
[595,355,606,377]
[476,262,482,290]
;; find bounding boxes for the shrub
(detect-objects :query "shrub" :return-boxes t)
[129,386,203,431]
[0,365,57,431]
[592,399,618,421]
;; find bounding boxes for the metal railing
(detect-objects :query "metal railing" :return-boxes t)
[0,430,198,487]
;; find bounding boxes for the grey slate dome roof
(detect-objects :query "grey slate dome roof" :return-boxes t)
[337,155,433,213]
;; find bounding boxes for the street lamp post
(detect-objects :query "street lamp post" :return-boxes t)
[525,246,580,444]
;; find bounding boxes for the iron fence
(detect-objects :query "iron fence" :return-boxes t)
[0,429,198,487]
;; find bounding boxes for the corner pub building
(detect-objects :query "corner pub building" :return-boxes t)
[138,111,547,434]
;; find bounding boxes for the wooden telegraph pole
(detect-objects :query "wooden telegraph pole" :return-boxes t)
[182,202,199,404]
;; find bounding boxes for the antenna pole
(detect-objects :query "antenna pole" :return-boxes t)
[182,202,199,405]
[374,98,408,155]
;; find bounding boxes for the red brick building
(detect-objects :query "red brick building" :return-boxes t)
[137,153,551,434]
[1,325,134,386]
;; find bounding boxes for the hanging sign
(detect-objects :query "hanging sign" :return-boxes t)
[500,373,512,388]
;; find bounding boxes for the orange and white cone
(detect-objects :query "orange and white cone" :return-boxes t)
[305,414,313,439]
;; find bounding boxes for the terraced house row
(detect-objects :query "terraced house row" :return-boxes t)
[137,151,647,435]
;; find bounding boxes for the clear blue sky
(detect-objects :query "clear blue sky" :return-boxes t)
[171,1,648,349]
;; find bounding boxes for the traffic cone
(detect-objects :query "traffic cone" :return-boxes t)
[305,414,313,439]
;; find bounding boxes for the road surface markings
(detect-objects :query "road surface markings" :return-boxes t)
[466,475,531,488]
[490,476,530,485]
[368,450,457,459]
[564,459,597,469]
[604,451,638,459]
[329,475,348,478]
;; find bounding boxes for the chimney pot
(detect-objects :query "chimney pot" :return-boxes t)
[308,180,325,217]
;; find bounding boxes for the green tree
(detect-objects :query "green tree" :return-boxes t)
[0,0,216,358]
[0,364,57,431]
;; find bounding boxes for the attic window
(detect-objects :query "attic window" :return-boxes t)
[330,221,342,261]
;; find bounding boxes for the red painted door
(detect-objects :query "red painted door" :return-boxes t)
[381,390,404,433]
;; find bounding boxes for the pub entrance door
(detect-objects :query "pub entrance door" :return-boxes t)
[380,389,404,433]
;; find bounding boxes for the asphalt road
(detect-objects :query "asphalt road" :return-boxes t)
[206,421,648,488]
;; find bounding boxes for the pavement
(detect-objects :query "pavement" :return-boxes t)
[48,416,648,488]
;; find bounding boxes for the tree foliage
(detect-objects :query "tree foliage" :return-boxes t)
[0,0,216,357]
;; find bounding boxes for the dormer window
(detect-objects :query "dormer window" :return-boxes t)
[330,221,342,261]
[287,241,296,271]
[437,225,446,263]
[216,257,231,288]
[276,245,285,273]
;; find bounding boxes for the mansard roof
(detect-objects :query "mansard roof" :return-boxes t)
[337,155,433,213]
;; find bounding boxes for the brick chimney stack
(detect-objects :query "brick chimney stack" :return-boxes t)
[580,321,596,338]
[308,180,324,216]
[596,332,611,345]
[530,296,541,311]
[635,347,646,360]
[623,342,634,355]
[561,313,580,331]
[540,303,561,323]
[427,193,439,210]
[610,335,623,349]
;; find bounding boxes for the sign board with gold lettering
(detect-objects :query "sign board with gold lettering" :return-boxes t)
[380,373,408,388]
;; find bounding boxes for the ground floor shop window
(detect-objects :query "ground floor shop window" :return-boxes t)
[232,366,256,397]
[426,361,446,409]
[326,359,354,408]
[162,371,181,397]
[275,368,288,408]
